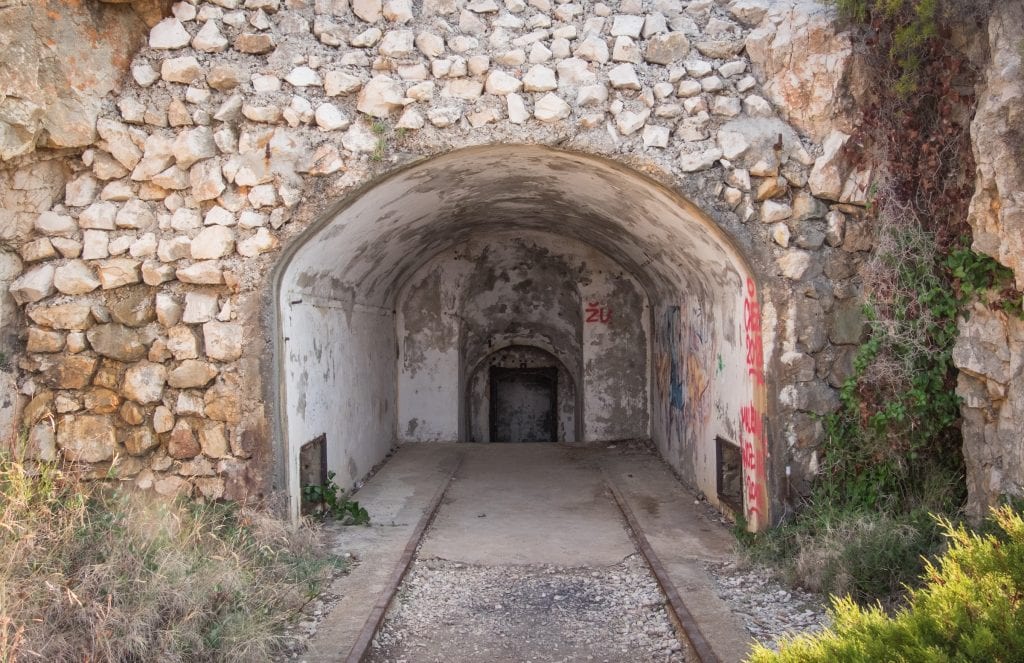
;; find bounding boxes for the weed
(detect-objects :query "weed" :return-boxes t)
[370,119,390,161]
[0,457,342,662]
[946,247,1023,317]
[302,471,370,525]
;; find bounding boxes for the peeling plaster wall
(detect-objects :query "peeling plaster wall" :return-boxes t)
[396,263,462,441]
[280,295,395,502]
[580,265,650,441]
[397,231,647,445]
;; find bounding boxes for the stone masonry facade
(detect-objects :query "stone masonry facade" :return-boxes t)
[1,0,1002,513]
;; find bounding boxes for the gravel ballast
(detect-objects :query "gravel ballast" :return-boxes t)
[368,554,694,663]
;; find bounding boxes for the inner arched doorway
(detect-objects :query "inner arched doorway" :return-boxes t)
[273,145,769,529]
[467,344,578,444]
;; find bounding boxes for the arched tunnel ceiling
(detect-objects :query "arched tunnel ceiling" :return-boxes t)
[282,145,749,307]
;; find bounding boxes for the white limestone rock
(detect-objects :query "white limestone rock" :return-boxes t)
[506,93,529,124]
[384,0,414,22]
[115,200,155,229]
[717,130,750,161]
[357,76,406,117]
[10,264,55,304]
[416,32,446,57]
[576,84,608,106]
[325,71,363,96]
[522,65,557,92]
[556,58,595,86]
[353,0,383,23]
[615,109,649,135]
[286,66,322,87]
[642,124,670,148]
[575,35,609,63]
[150,18,192,49]
[761,200,793,223]
[679,147,722,172]
[645,32,689,64]
[236,227,279,257]
[36,212,78,237]
[485,71,522,95]
[611,14,644,37]
[608,63,640,90]
[162,56,202,84]
[533,93,570,122]
[192,20,228,52]
[315,103,349,130]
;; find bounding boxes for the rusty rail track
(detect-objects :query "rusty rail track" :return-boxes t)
[605,475,722,663]
[343,453,718,663]
[343,453,464,663]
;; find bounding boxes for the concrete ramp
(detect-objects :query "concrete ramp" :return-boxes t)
[303,444,460,663]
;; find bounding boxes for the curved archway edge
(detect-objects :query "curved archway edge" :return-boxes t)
[271,145,770,529]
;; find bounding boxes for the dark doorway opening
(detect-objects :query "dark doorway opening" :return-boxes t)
[490,367,558,442]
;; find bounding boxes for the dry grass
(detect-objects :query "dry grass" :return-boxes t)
[0,457,341,662]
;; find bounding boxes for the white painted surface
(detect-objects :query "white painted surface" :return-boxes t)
[279,294,396,515]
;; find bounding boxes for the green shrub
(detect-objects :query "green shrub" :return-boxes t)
[0,457,343,662]
[747,505,1024,662]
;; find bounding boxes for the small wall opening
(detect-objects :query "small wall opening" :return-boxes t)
[299,434,327,515]
[716,436,743,515]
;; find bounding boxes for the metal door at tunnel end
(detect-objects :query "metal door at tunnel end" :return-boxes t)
[489,367,558,442]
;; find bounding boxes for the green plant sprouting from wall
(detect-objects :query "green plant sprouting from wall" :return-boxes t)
[301,471,370,525]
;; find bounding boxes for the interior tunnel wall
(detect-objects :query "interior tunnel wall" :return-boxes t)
[648,274,768,523]
[280,295,396,498]
[397,232,649,445]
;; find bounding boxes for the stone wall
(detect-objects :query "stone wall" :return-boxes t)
[0,0,877,518]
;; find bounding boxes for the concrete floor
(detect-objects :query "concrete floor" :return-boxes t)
[419,444,636,566]
[303,443,752,663]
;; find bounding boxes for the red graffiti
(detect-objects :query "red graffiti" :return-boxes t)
[741,277,768,528]
[743,278,764,386]
[740,405,761,470]
[585,303,612,324]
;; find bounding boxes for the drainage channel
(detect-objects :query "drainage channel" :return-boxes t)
[342,456,716,663]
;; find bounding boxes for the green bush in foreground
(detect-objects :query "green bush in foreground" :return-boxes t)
[0,458,342,662]
[748,505,1024,662]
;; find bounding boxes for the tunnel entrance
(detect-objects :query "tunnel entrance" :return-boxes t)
[490,367,558,443]
[273,146,770,529]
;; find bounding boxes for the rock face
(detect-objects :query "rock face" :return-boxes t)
[955,2,1024,520]
[744,0,861,143]
[967,2,1024,291]
[954,305,1024,520]
[0,0,169,160]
